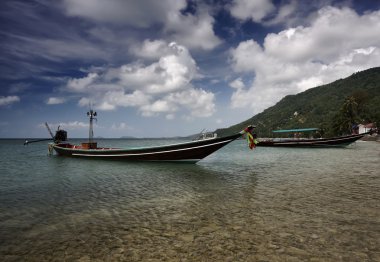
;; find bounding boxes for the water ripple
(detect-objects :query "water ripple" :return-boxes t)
[0,139,379,261]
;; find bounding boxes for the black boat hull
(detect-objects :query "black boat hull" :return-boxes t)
[256,133,365,148]
[52,134,241,163]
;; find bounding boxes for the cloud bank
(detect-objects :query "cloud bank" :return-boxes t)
[229,7,380,113]
[65,42,216,118]
[62,0,221,50]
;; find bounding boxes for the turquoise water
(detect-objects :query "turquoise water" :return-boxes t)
[0,139,379,261]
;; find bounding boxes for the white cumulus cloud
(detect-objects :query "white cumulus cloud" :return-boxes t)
[131,39,170,59]
[115,42,197,94]
[166,89,216,118]
[67,72,98,92]
[65,42,216,118]
[47,97,66,105]
[0,96,20,106]
[164,8,222,50]
[265,0,298,26]
[229,78,246,90]
[229,7,380,113]
[230,0,275,22]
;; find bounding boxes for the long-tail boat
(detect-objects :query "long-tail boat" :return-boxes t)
[256,128,367,148]
[25,111,252,163]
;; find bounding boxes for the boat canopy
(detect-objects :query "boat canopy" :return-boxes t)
[272,128,319,133]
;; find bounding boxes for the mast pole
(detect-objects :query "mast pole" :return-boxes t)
[89,110,93,143]
[87,109,97,143]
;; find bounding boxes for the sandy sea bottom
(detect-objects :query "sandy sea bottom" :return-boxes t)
[0,139,379,261]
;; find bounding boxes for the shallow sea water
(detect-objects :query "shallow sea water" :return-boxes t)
[0,139,379,261]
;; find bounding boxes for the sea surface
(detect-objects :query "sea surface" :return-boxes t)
[0,138,379,261]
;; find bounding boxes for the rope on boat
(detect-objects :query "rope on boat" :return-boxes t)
[48,144,54,156]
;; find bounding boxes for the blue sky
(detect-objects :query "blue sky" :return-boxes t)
[1,0,379,138]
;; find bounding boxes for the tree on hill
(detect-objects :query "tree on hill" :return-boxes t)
[333,96,359,135]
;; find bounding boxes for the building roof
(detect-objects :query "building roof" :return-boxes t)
[359,123,375,128]
[365,123,375,128]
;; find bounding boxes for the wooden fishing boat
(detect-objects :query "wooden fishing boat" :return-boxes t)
[25,110,250,163]
[51,133,241,163]
[256,128,366,148]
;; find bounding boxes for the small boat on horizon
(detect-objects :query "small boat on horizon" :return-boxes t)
[25,110,251,163]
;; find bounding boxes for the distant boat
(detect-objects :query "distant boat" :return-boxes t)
[256,128,366,148]
[192,129,218,141]
[26,111,249,163]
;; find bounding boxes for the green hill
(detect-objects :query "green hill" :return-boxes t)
[216,67,380,137]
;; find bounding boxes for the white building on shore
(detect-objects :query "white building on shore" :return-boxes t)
[358,123,376,134]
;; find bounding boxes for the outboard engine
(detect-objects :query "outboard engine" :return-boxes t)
[54,129,67,143]
[23,123,68,146]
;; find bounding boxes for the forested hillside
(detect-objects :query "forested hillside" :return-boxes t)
[217,67,380,137]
